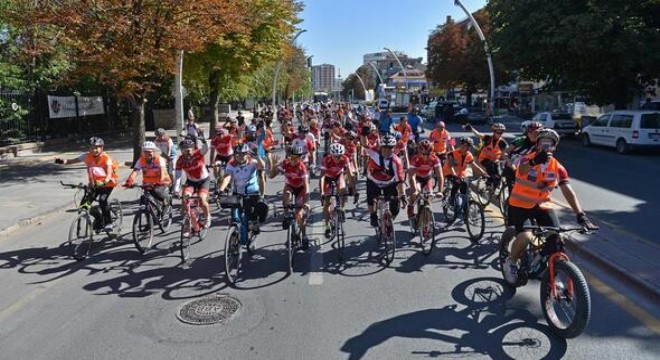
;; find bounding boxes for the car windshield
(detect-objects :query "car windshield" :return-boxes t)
[640,113,660,129]
[553,113,573,120]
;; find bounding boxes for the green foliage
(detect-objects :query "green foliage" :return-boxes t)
[487,0,660,107]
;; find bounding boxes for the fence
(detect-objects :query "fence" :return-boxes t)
[0,90,40,146]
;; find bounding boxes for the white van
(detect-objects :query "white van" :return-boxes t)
[581,110,660,154]
[376,99,389,110]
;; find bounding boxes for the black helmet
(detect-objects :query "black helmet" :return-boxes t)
[89,137,104,147]
[234,143,250,154]
[290,145,304,156]
[459,137,474,146]
[179,139,195,149]
[298,125,309,133]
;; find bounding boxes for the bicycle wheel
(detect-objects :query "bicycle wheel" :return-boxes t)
[180,216,192,261]
[466,200,485,243]
[68,212,94,261]
[287,222,295,273]
[197,206,209,240]
[474,177,492,206]
[498,185,510,219]
[383,216,396,265]
[442,197,456,224]
[224,225,242,285]
[499,227,519,287]
[108,198,123,237]
[131,209,153,254]
[337,218,345,261]
[541,258,591,338]
[158,200,173,233]
[420,207,436,255]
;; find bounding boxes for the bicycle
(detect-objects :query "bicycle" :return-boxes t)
[220,193,261,285]
[374,194,401,265]
[61,181,123,261]
[499,225,595,338]
[475,161,510,217]
[408,191,441,255]
[127,184,172,254]
[323,179,346,261]
[283,203,308,274]
[441,176,486,243]
[177,193,208,261]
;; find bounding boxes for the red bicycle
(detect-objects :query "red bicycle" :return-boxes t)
[177,194,208,261]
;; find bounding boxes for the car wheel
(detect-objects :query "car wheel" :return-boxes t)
[581,134,591,147]
[616,138,628,154]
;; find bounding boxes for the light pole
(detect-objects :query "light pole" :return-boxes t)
[273,29,306,111]
[307,55,314,102]
[383,47,408,91]
[367,62,384,84]
[454,0,495,118]
[353,72,367,100]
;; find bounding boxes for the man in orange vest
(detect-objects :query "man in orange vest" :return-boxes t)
[429,120,454,164]
[55,137,118,232]
[123,141,171,208]
[442,137,488,217]
[504,129,598,284]
[465,122,508,187]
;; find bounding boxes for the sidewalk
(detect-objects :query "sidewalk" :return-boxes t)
[0,119,658,304]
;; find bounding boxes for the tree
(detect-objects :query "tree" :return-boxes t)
[487,0,660,108]
[10,0,247,161]
[342,65,373,101]
[427,10,507,104]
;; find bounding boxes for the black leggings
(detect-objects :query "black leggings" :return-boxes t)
[83,187,114,224]
[366,180,400,218]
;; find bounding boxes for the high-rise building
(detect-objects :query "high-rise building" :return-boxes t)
[312,64,336,92]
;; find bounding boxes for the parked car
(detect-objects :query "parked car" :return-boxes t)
[522,112,577,135]
[376,99,389,110]
[581,110,660,154]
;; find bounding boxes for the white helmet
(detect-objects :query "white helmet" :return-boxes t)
[329,143,345,156]
[142,141,159,152]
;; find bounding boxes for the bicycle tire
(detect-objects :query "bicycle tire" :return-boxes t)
[158,200,173,233]
[198,206,209,240]
[108,198,123,237]
[466,200,485,242]
[337,217,345,261]
[540,258,591,338]
[68,212,94,261]
[420,207,436,255]
[383,216,396,265]
[442,198,456,224]
[132,209,153,254]
[499,185,510,219]
[287,222,295,273]
[224,225,241,285]
[475,177,492,206]
[499,227,519,287]
[180,216,192,261]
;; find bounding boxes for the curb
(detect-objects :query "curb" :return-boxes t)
[0,201,72,238]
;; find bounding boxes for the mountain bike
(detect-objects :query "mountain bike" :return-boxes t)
[374,194,401,266]
[127,184,172,254]
[283,203,308,274]
[499,225,595,338]
[323,179,346,261]
[61,181,123,261]
[475,162,510,217]
[408,191,441,255]
[441,176,485,242]
[177,193,208,261]
[220,193,262,285]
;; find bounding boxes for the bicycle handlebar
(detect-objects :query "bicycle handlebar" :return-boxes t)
[523,225,596,235]
[60,181,87,189]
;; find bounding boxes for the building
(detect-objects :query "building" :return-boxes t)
[312,64,336,92]
[363,51,424,82]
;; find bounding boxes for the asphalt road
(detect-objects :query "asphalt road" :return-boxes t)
[0,144,658,359]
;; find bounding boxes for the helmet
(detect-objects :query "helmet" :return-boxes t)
[155,128,166,137]
[142,141,158,152]
[290,145,304,156]
[418,140,433,154]
[234,143,250,154]
[536,129,560,145]
[370,124,377,132]
[436,120,446,128]
[492,123,506,131]
[399,116,407,122]
[379,135,397,148]
[179,139,195,149]
[526,121,543,132]
[392,131,402,140]
[89,137,104,147]
[246,124,257,133]
[329,143,345,156]
[458,137,474,146]
[229,117,238,123]
[298,125,309,133]
[215,126,227,135]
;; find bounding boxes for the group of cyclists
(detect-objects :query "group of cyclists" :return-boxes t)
[54,102,599,284]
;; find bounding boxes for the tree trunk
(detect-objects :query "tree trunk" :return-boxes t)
[208,69,220,133]
[129,96,145,164]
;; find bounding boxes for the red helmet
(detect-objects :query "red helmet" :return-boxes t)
[527,121,543,132]
[418,140,433,154]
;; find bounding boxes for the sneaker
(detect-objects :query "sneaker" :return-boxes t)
[301,236,310,250]
[204,216,212,229]
[249,220,260,235]
[504,257,519,284]
[370,213,379,228]
[324,225,332,239]
[103,224,114,233]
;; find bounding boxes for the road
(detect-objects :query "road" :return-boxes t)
[0,138,658,359]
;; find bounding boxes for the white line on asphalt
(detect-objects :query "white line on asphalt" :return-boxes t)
[308,205,325,286]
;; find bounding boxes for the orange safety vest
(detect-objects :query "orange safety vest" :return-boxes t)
[84,152,118,187]
[431,128,450,154]
[138,154,170,185]
[442,149,473,177]
[479,137,504,162]
[509,156,560,209]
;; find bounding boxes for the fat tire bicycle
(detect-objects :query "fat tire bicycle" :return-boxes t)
[61,181,123,261]
[499,225,595,338]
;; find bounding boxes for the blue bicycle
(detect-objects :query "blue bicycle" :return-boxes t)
[220,193,262,285]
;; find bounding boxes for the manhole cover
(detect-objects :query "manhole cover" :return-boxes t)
[176,294,241,325]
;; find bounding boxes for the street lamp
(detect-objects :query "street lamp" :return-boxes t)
[367,62,384,84]
[353,72,367,100]
[453,0,495,119]
[383,47,408,91]
[273,29,306,111]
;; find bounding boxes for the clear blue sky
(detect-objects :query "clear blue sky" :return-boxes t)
[298,0,488,76]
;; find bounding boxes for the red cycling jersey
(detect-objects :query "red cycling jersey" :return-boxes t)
[278,159,308,188]
[321,154,350,178]
[211,134,233,157]
[176,151,208,181]
[366,148,405,187]
[409,154,441,178]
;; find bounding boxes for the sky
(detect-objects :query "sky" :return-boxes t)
[298,0,488,77]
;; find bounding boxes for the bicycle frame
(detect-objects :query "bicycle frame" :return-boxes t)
[182,195,201,233]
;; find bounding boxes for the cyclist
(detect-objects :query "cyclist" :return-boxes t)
[217,143,267,237]
[154,128,176,185]
[320,143,352,238]
[407,140,444,219]
[269,145,311,250]
[365,134,407,228]
[210,126,234,170]
[281,119,296,150]
[502,121,543,191]
[123,141,171,208]
[339,130,360,203]
[504,129,598,283]
[407,107,424,143]
[291,125,316,172]
[429,120,454,164]
[54,137,119,232]
[360,123,380,177]
[465,122,508,188]
[257,120,275,171]
[442,137,488,217]
[183,112,203,139]
[330,120,346,143]
[377,109,394,134]
[173,137,212,228]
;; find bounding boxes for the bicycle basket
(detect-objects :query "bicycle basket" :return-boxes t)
[219,195,243,209]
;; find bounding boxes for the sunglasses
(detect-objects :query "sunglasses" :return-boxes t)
[289,155,300,159]
[495,131,504,135]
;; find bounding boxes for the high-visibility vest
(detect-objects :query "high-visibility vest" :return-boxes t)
[84,152,118,187]
[479,137,504,161]
[509,156,560,209]
[431,129,450,154]
[138,154,170,185]
[442,149,473,177]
